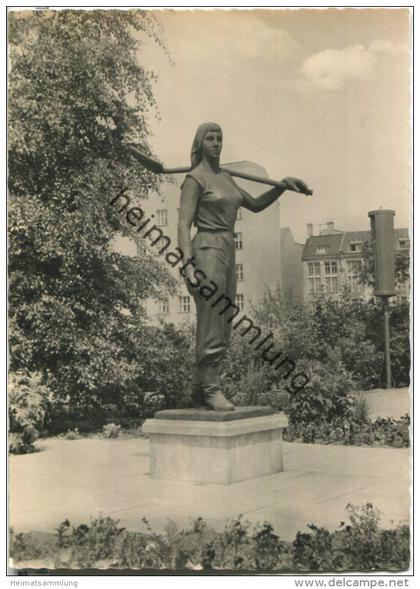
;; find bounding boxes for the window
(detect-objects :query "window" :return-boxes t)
[324,261,338,293]
[316,245,328,254]
[349,241,362,253]
[235,293,244,311]
[324,261,338,275]
[158,298,169,314]
[399,238,409,250]
[156,209,168,227]
[308,262,321,276]
[308,277,322,294]
[234,232,243,250]
[325,276,338,293]
[347,259,363,293]
[178,295,190,313]
[307,262,321,295]
[235,263,244,281]
[236,208,242,221]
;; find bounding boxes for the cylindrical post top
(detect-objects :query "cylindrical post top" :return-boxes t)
[368,209,395,217]
[368,209,396,297]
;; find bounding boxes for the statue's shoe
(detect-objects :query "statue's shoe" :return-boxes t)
[205,390,235,411]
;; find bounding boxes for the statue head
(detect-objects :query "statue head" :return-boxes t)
[191,122,223,168]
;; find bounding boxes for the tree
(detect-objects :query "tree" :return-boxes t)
[359,240,410,290]
[8,10,177,415]
[358,239,410,387]
[247,285,409,390]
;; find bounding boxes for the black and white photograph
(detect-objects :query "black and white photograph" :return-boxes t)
[5,2,414,580]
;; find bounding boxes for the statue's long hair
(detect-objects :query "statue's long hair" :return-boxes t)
[190,122,222,168]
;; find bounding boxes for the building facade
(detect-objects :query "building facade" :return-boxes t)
[280,227,304,302]
[302,222,410,302]
[143,161,284,324]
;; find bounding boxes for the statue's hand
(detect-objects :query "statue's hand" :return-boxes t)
[282,177,312,196]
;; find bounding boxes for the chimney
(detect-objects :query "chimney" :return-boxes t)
[307,223,313,237]
[326,221,334,233]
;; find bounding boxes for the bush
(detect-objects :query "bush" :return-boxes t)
[9,504,409,572]
[388,300,411,387]
[224,367,272,407]
[286,358,355,426]
[9,431,38,455]
[59,516,126,568]
[31,321,194,436]
[9,528,53,563]
[102,423,121,439]
[8,371,53,454]
[284,413,410,448]
[59,428,83,441]
[293,503,410,572]
[353,393,371,422]
[251,287,409,391]
[134,322,195,410]
[223,289,383,413]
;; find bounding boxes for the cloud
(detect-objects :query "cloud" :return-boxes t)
[163,13,301,67]
[300,39,404,91]
[368,39,406,54]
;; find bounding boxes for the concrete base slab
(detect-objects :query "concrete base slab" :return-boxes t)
[142,410,288,484]
[9,438,410,541]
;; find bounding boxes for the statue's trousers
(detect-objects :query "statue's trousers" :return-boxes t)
[191,229,237,396]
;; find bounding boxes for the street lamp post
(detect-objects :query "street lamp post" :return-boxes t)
[368,209,396,389]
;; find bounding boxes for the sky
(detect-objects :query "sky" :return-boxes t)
[136,7,412,244]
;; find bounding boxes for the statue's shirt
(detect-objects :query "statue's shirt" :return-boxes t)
[185,162,243,232]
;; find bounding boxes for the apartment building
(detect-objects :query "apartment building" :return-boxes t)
[302,222,410,302]
[280,227,304,302]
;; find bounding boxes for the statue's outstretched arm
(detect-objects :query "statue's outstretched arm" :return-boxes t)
[239,176,311,213]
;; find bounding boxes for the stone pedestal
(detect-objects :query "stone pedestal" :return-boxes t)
[142,406,288,485]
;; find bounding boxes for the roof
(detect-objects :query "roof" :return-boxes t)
[302,233,345,258]
[341,230,371,254]
[303,228,409,260]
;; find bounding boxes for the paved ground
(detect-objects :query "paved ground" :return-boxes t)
[9,436,410,541]
[358,387,410,419]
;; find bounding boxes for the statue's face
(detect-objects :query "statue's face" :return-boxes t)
[202,126,223,159]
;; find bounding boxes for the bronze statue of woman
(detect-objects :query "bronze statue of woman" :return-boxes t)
[178,122,310,411]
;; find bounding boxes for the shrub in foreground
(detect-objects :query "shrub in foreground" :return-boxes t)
[9,504,409,572]
[8,371,53,454]
[284,414,410,448]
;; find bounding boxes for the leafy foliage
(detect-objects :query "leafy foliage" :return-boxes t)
[8,370,53,453]
[285,359,355,425]
[247,286,409,390]
[8,10,178,422]
[9,505,409,571]
[222,287,410,448]
[284,414,410,447]
[133,322,195,409]
[102,423,121,439]
[359,239,410,290]
[293,503,410,572]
